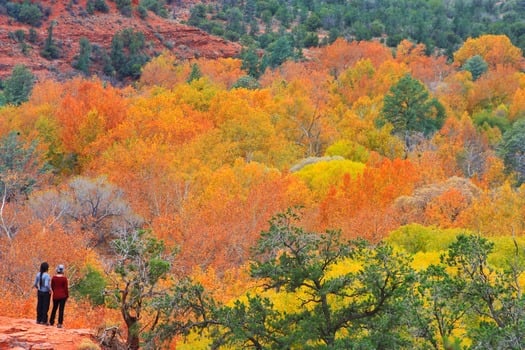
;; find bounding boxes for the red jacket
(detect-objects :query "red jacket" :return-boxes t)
[51,275,69,300]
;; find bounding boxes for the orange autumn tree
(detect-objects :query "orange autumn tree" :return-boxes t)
[318,157,421,241]
[175,161,309,272]
[425,188,475,228]
[53,78,129,170]
[435,71,474,117]
[331,56,409,112]
[460,182,525,236]
[509,87,525,122]
[196,57,245,89]
[334,58,377,106]
[453,34,524,70]
[88,137,200,245]
[118,87,213,145]
[434,114,493,180]
[206,88,299,167]
[139,51,191,89]
[395,40,451,87]
[311,38,393,78]
[0,80,72,173]
[466,64,521,113]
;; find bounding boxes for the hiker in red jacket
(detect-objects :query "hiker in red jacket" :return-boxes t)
[49,264,69,328]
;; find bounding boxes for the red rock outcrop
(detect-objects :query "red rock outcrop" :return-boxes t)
[0,316,99,350]
[0,0,240,80]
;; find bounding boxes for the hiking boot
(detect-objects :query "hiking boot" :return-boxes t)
[57,324,62,328]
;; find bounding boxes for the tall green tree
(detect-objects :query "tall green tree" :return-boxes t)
[240,46,261,78]
[378,74,446,156]
[107,229,217,349]
[2,64,34,106]
[411,264,468,349]
[73,37,92,75]
[187,63,202,83]
[497,119,525,184]
[40,21,60,60]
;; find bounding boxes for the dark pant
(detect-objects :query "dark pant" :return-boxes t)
[50,298,67,325]
[36,290,51,324]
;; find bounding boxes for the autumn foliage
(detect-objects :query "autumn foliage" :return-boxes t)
[1,35,525,344]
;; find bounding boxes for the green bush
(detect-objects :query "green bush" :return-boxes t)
[115,0,132,17]
[17,2,43,26]
[232,75,260,90]
[110,28,149,79]
[139,0,167,18]
[94,0,109,12]
[72,265,107,306]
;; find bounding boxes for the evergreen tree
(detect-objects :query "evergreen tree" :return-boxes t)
[265,35,293,68]
[240,46,261,78]
[378,74,446,155]
[110,29,149,79]
[187,63,202,83]
[40,21,60,60]
[498,119,525,184]
[3,64,34,106]
[462,55,488,80]
[73,37,92,75]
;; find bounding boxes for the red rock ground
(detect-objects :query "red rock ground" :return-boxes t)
[0,316,99,350]
[0,0,240,81]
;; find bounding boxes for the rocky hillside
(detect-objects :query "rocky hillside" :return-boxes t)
[0,0,240,81]
[0,316,101,350]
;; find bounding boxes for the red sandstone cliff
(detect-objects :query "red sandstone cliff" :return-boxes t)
[0,316,101,350]
[0,1,240,81]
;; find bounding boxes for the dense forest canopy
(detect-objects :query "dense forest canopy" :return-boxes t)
[1,1,525,349]
[189,0,525,76]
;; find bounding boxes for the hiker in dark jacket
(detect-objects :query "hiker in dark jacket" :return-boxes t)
[34,262,51,325]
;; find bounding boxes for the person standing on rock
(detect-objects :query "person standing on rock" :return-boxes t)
[49,264,69,328]
[34,262,51,325]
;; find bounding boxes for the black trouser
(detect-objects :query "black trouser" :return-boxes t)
[50,298,67,325]
[36,290,51,324]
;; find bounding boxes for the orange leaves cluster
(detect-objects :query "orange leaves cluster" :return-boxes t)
[466,65,521,113]
[140,53,245,89]
[319,158,421,241]
[395,40,452,87]
[55,79,128,156]
[311,38,393,77]
[175,161,306,272]
[453,34,524,69]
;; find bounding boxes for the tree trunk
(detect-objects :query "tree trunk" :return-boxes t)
[126,318,140,350]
